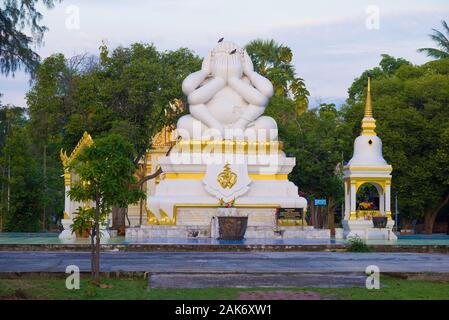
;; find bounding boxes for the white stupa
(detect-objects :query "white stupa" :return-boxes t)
[341,78,397,240]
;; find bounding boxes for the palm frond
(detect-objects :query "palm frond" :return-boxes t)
[429,29,449,51]
[418,20,449,59]
[417,47,449,59]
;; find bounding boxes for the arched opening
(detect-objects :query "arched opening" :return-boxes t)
[356,183,382,219]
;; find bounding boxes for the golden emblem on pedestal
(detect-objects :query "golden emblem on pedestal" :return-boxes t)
[217,163,237,189]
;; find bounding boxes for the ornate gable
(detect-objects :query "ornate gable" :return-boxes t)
[60,132,94,168]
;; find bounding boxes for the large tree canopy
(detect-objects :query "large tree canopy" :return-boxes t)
[245,39,309,116]
[26,43,201,229]
[27,44,201,163]
[342,56,449,233]
[0,0,60,76]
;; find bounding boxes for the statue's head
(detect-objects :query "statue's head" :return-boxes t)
[210,41,244,64]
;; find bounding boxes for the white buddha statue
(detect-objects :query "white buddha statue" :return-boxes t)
[176,41,278,141]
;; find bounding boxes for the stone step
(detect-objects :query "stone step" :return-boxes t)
[147,272,366,289]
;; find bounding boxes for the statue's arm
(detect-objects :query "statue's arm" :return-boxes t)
[228,77,270,106]
[181,70,209,96]
[244,71,274,98]
[187,77,226,105]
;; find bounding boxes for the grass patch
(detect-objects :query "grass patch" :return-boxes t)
[0,275,448,300]
[347,236,371,252]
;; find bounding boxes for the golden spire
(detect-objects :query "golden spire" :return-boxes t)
[361,77,377,136]
[364,77,373,118]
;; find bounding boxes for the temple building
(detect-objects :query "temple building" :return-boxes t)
[59,43,397,242]
[340,78,396,240]
[58,126,175,240]
[59,41,330,241]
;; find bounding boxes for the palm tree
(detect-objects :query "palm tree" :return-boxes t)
[418,20,449,59]
[245,39,309,115]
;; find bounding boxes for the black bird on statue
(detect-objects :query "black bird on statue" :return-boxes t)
[229,49,237,55]
[218,37,224,43]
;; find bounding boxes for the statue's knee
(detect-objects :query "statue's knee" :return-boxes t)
[252,116,278,141]
[176,115,208,140]
[176,115,194,140]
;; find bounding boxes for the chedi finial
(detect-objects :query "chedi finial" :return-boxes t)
[361,77,377,136]
[364,77,373,119]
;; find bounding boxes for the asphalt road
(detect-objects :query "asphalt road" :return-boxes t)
[1,251,449,273]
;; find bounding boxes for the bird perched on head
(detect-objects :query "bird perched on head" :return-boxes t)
[218,37,224,43]
[229,49,237,55]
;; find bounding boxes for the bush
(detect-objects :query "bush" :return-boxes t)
[347,236,371,252]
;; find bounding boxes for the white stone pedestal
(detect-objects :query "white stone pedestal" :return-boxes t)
[58,219,76,241]
[126,207,331,240]
[343,220,397,240]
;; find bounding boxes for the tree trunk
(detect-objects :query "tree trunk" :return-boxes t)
[7,154,10,222]
[424,213,438,234]
[93,195,101,284]
[423,193,449,234]
[139,187,143,226]
[317,206,322,228]
[42,145,47,231]
[112,207,127,232]
[0,167,4,231]
[328,197,336,237]
[310,200,316,227]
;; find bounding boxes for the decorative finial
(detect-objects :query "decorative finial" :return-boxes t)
[361,77,377,136]
[364,77,373,118]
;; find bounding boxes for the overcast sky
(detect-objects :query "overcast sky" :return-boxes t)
[1,0,448,108]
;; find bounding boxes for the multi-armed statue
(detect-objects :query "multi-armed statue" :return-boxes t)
[177,41,278,141]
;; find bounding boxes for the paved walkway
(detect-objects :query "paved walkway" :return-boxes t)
[1,251,449,273]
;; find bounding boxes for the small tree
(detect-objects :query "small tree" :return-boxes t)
[68,134,144,284]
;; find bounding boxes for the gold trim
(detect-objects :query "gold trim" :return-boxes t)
[173,203,281,225]
[349,211,357,220]
[344,166,392,171]
[60,132,94,168]
[165,173,288,180]
[361,77,377,136]
[217,164,237,189]
[356,210,382,219]
[63,172,71,186]
[152,125,176,149]
[159,208,176,225]
[145,205,159,225]
[171,140,284,154]
[146,203,305,226]
[277,219,308,227]
[365,77,373,118]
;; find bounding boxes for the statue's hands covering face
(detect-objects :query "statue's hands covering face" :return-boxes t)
[243,51,254,76]
[201,51,212,75]
[227,52,243,80]
[211,55,228,81]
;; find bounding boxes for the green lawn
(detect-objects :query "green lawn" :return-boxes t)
[0,276,448,300]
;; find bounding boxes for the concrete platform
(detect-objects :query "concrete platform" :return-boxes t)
[147,272,366,288]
